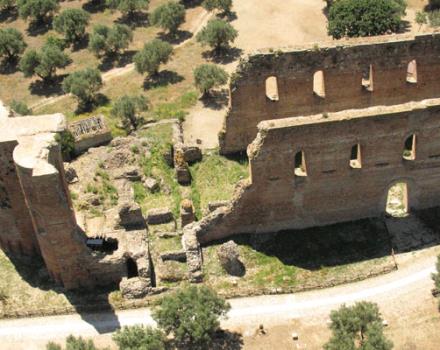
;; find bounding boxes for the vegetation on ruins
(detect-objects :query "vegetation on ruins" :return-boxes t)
[62,68,103,108]
[327,0,406,39]
[88,24,133,59]
[46,335,100,350]
[196,19,237,53]
[106,0,149,18]
[53,9,90,46]
[324,301,393,350]
[0,28,27,64]
[19,38,71,82]
[193,63,228,97]
[10,99,31,115]
[113,325,167,350]
[55,130,75,160]
[17,0,59,23]
[152,285,231,348]
[202,0,232,15]
[133,39,173,77]
[111,94,149,131]
[150,1,186,36]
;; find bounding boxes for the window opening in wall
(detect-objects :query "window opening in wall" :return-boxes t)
[406,60,417,84]
[313,70,326,98]
[386,182,409,217]
[86,237,118,253]
[350,144,362,169]
[403,134,416,160]
[361,65,374,91]
[265,76,279,101]
[294,151,307,176]
[126,257,139,278]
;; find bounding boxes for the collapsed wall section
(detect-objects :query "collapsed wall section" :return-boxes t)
[196,98,440,243]
[220,33,440,154]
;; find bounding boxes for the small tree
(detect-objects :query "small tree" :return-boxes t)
[150,1,185,36]
[20,38,71,82]
[0,28,27,64]
[46,335,100,350]
[324,302,393,350]
[133,39,173,77]
[111,94,148,131]
[53,9,90,45]
[17,0,59,23]
[0,0,16,11]
[106,0,149,18]
[193,63,228,97]
[88,24,133,58]
[152,285,231,349]
[327,0,406,39]
[62,68,103,108]
[202,0,232,15]
[415,11,428,30]
[10,100,31,115]
[55,130,75,160]
[196,18,237,54]
[113,325,166,350]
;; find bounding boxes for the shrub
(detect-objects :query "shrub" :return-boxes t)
[17,0,59,23]
[10,100,31,115]
[133,39,173,77]
[196,18,237,53]
[202,0,232,14]
[0,28,27,64]
[193,63,228,96]
[62,68,103,107]
[113,325,166,350]
[106,0,149,17]
[428,9,440,26]
[53,9,90,45]
[46,335,101,350]
[111,94,148,131]
[152,285,231,348]
[55,130,75,160]
[327,0,406,39]
[150,1,185,36]
[88,24,133,58]
[0,0,16,11]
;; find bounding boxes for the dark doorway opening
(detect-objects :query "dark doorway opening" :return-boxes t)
[126,257,139,278]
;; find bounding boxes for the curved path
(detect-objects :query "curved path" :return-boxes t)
[0,252,436,349]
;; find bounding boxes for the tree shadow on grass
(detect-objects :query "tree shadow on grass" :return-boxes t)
[0,7,18,22]
[71,35,90,52]
[143,69,184,90]
[29,75,67,97]
[74,93,109,114]
[82,0,107,14]
[26,20,52,37]
[210,330,244,350]
[396,20,412,34]
[182,0,203,9]
[115,12,149,28]
[201,89,229,110]
[202,47,243,65]
[158,30,193,45]
[0,60,20,75]
[98,50,137,72]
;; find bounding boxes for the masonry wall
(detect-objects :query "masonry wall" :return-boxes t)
[220,33,440,154]
[197,99,440,243]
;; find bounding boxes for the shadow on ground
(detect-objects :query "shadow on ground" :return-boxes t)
[29,75,67,97]
[98,50,137,72]
[143,69,184,90]
[158,30,193,45]
[203,47,243,65]
[201,89,229,110]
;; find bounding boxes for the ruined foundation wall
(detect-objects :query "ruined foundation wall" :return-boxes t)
[198,98,440,243]
[220,33,440,154]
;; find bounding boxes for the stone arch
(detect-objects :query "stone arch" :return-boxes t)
[380,178,420,216]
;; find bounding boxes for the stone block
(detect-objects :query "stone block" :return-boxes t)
[64,163,78,184]
[208,201,229,212]
[176,165,191,185]
[119,277,151,299]
[119,202,145,227]
[217,240,245,277]
[160,250,187,262]
[184,146,202,164]
[144,177,159,193]
[114,166,142,182]
[180,199,195,227]
[147,207,174,225]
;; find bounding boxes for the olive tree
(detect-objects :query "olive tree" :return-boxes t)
[193,63,228,97]
[106,0,149,17]
[202,0,232,15]
[111,94,148,131]
[150,1,185,36]
[10,100,31,115]
[133,39,173,77]
[113,325,166,350]
[53,9,90,45]
[17,0,59,23]
[0,0,15,12]
[19,38,71,82]
[0,28,27,64]
[88,24,133,58]
[196,18,237,54]
[62,67,103,108]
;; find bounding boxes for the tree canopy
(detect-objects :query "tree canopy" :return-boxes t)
[150,1,185,36]
[19,38,70,81]
[106,0,149,17]
[53,9,90,45]
[62,67,103,107]
[324,301,393,350]
[46,335,100,350]
[133,39,173,76]
[0,0,15,11]
[112,325,166,350]
[17,0,59,23]
[202,0,232,14]
[196,18,237,53]
[327,0,406,39]
[0,28,27,63]
[152,285,230,348]
[88,24,133,58]
[193,63,228,96]
[111,94,148,131]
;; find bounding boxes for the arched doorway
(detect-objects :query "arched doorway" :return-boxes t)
[385,182,409,217]
[126,257,139,278]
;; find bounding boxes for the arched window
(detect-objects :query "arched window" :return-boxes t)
[294,151,307,177]
[406,60,417,84]
[265,76,279,101]
[313,70,326,98]
[361,65,374,92]
[403,134,416,161]
[350,144,362,169]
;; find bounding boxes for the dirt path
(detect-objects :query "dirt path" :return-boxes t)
[30,8,213,111]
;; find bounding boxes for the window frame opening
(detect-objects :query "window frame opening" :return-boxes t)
[361,64,374,92]
[294,151,308,177]
[406,59,417,84]
[265,76,279,101]
[385,182,409,217]
[403,134,416,161]
[313,70,326,98]
[350,144,362,169]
